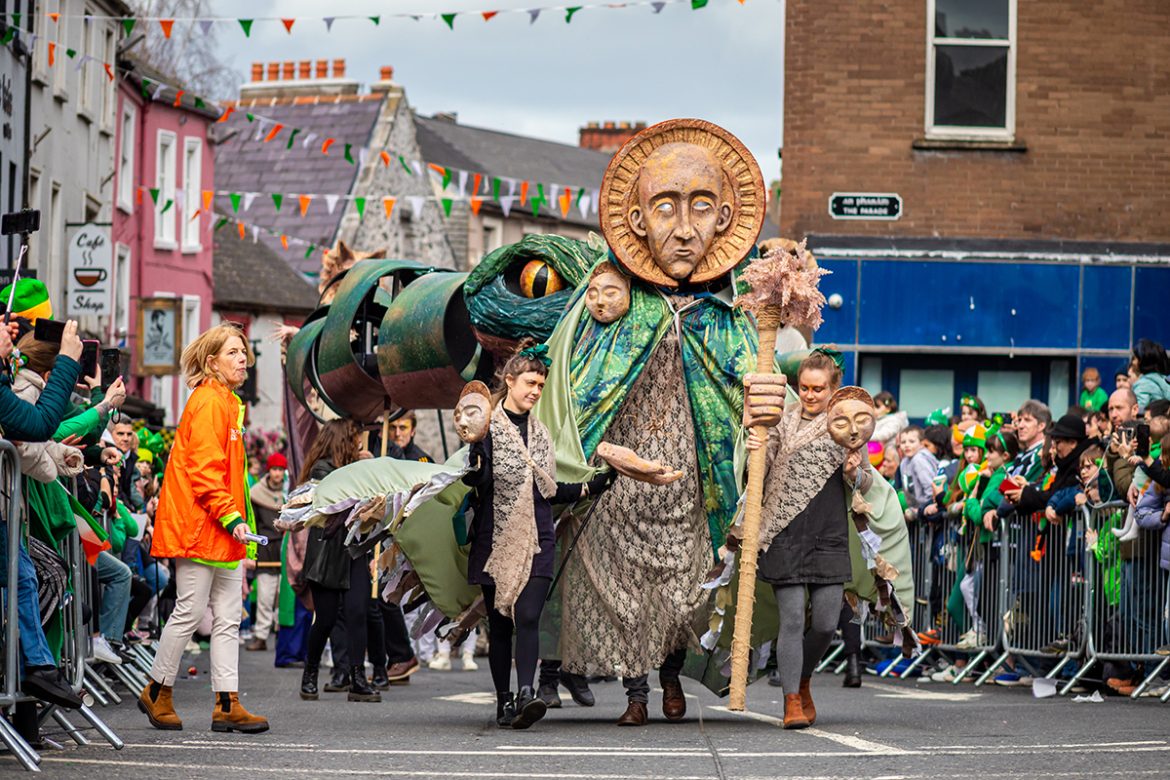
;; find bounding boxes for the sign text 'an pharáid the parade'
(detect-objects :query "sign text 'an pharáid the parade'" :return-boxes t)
[65,223,113,317]
[828,193,903,220]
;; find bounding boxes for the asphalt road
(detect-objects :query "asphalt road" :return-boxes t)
[18,647,1170,779]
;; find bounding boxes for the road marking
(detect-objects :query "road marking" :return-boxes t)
[865,681,982,702]
[918,740,1167,751]
[706,706,913,755]
[39,758,723,780]
[436,691,496,705]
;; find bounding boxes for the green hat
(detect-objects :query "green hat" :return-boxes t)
[962,422,989,450]
[925,407,951,427]
[136,448,154,464]
[0,279,52,323]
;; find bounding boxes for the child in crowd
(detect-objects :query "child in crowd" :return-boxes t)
[900,426,937,519]
[1087,410,1111,440]
[1080,367,1108,412]
[1115,367,1132,391]
[947,425,989,517]
[1045,443,1114,521]
[959,395,987,429]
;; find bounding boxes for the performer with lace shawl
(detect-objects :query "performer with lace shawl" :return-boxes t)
[463,344,616,731]
[743,350,860,729]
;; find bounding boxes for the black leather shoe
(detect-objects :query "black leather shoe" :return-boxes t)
[324,668,351,693]
[347,666,382,702]
[496,692,516,728]
[300,663,320,700]
[22,667,83,710]
[843,653,862,688]
[560,672,595,707]
[510,686,547,730]
[537,684,562,708]
[372,665,390,690]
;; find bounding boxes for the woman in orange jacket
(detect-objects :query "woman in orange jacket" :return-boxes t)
[138,323,269,734]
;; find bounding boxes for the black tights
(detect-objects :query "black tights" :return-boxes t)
[481,577,550,694]
[306,555,371,669]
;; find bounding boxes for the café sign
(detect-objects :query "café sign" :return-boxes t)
[66,223,113,317]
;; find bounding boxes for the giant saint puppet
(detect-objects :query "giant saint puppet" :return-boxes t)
[278,119,915,724]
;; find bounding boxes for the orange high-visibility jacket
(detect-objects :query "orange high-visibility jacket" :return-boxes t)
[153,380,252,563]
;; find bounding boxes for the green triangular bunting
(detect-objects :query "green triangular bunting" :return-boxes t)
[271,194,283,212]
[65,48,76,59]
[369,16,381,26]
[691,0,708,7]
[565,7,582,22]
[229,193,241,213]
[441,13,457,29]
[160,199,174,215]
[121,18,136,36]
[1,27,16,46]
[214,217,229,231]
[148,188,160,205]
[238,19,253,37]
[286,128,301,149]
[354,197,366,217]
[492,177,501,200]
[344,144,355,165]
[441,198,453,217]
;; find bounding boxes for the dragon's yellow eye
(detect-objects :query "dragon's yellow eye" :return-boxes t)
[518,260,565,299]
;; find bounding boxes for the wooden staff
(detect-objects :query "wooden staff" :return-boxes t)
[728,307,783,711]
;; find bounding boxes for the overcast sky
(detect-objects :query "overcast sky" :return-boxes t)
[205,0,785,182]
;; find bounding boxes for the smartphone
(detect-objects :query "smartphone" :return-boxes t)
[33,318,66,343]
[100,348,122,389]
[1135,422,1151,459]
[80,340,100,378]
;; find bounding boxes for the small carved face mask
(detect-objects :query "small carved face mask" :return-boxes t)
[454,393,491,443]
[585,271,631,324]
[828,397,877,452]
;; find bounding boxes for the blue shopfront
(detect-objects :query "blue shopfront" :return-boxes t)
[807,238,1170,421]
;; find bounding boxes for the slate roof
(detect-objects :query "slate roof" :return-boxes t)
[414,114,611,228]
[213,235,319,315]
[212,96,384,274]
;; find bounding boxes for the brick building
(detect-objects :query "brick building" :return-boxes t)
[781,0,1170,417]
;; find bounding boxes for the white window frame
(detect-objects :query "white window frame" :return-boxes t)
[31,1,50,84]
[111,243,132,343]
[100,22,117,132]
[51,5,68,99]
[924,0,1017,141]
[116,103,136,213]
[78,9,96,120]
[181,137,203,253]
[154,130,177,250]
[178,295,201,413]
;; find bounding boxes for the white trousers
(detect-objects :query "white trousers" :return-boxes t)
[150,558,243,691]
[252,570,280,641]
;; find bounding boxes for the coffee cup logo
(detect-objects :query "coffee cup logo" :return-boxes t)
[73,268,107,288]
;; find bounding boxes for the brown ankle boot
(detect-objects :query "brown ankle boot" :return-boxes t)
[138,682,182,730]
[211,692,270,734]
[782,693,809,729]
[799,677,816,725]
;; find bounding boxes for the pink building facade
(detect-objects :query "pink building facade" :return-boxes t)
[112,69,217,425]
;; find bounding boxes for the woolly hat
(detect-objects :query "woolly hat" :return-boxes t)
[1050,414,1087,441]
[266,453,288,471]
[962,423,989,450]
[1,279,52,323]
[136,448,154,464]
[925,408,951,427]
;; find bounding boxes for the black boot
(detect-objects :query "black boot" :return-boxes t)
[323,667,351,693]
[371,665,390,690]
[560,672,595,707]
[511,685,548,730]
[537,660,562,708]
[843,653,862,688]
[300,663,320,700]
[496,691,516,728]
[347,666,381,702]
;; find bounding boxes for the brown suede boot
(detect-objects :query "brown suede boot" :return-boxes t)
[211,692,270,734]
[782,693,809,729]
[138,682,182,730]
[799,677,816,726]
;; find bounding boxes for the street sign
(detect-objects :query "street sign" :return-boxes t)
[828,192,902,220]
[65,223,113,316]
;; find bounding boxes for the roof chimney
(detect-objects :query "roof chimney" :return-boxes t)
[579,120,645,153]
[370,65,402,98]
[240,58,361,100]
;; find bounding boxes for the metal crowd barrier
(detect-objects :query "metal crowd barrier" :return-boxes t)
[814,497,1170,702]
[0,440,125,771]
[1063,502,1169,698]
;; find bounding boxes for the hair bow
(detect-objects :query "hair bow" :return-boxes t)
[960,394,981,411]
[519,343,552,368]
[812,346,845,369]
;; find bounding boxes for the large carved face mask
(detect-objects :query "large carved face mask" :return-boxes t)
[454,382,492,443]
[827,392,877,452]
